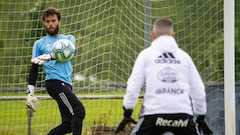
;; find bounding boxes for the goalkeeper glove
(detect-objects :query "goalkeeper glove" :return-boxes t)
[196,115,213,135]
[31,53,54,65]
[26,85,40,112]
[115,106,137,134]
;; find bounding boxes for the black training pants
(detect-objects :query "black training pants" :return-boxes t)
[45,80,85,135]
[131,113,198,135]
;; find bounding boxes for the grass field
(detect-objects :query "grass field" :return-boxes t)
[0,93,143,135]
[1,0,236,134]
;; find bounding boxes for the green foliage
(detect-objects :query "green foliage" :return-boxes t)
[24,1,47,46]
[0,0,239,89]
[0,40,4,48]
[236,1,240,81]
[0,97,143,135]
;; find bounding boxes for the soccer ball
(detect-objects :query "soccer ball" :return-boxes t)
[52,39,75,62]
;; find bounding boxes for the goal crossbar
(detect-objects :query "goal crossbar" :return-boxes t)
[0,95,143,101]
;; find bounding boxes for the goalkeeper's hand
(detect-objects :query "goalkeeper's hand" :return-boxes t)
[115,107,137,134]
[26,85,40,112]
[196,115,213,135]
[31,53,54,65]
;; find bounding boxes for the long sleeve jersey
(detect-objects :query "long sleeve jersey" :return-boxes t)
[123,35,207,116]
[30,34,76,86]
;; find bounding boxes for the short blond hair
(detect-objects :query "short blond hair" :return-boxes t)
[153,18,173,37]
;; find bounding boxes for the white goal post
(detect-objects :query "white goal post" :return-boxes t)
[0,0,236,134]
[224,0,236,135]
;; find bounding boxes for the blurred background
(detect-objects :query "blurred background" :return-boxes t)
[0,0,239,135]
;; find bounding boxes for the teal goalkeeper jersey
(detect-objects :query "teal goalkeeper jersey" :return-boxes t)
[31,34,76,85]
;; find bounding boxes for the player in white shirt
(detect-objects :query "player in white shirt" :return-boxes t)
[115,18,213,135]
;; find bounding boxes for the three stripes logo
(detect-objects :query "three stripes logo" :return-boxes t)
[154,52,181,64]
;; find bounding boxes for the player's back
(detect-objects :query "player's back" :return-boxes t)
[139,35,195,116]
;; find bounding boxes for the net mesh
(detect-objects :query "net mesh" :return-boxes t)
[0,0,229,134]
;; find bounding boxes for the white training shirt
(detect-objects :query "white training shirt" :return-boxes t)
[123,36,207,116]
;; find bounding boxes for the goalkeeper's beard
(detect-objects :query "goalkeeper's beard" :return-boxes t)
[46,25,59,36]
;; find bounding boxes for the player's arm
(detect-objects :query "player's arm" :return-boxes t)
[26,63,40,112]
[28,63,38,86]
[188,55,213,135]
[68,35,77,56]
[31,53,54,65]
[68,35,76,46]
[123,51,146,109]
[189,60,206,115]
[26,43,41,111]
[115,51,146,133]
[30,40,54,65]
[115,107,137,133]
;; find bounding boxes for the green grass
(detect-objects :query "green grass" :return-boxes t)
[0,95,143,135]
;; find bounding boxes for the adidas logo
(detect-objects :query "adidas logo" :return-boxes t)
[154,52,181,64]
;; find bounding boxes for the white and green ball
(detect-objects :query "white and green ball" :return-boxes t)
[52,39,75,62]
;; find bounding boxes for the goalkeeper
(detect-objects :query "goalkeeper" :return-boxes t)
[26,7,85,135]
[115,18,213,135]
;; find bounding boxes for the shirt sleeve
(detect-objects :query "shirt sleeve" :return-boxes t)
[28,63,39,86]
[68,35,76,46]
[28,41,40,86]
[188,57,207,115]
[123,51,146,109]
[31,41,41,59]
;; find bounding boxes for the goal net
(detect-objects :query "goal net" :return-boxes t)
[0,0,229,135]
